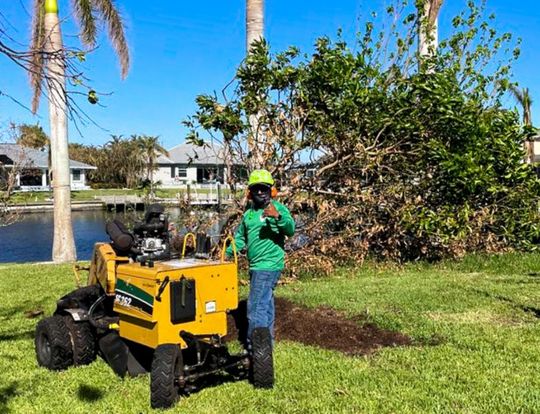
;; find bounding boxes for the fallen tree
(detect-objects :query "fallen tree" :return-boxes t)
[186,1,540,273]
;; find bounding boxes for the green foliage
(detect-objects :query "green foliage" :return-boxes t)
[69,136,145,189]
[16,124,49,149]
[69,135,169,191]
[189,1,540,264]
[183,39,306,169]
[135,135,169,194]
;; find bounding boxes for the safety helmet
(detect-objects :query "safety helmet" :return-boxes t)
[248,169,274,187]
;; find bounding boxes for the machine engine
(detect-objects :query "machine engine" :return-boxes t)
[105,203,171,263]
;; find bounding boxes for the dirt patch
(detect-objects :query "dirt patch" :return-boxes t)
[226,297,411,356]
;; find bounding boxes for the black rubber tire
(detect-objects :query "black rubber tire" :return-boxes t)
[150,344,183,409]
[251,327,274,389]
[63,316,97,366]
[35,316,74,370]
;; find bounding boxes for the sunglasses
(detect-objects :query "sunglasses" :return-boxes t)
[250,184,271,193]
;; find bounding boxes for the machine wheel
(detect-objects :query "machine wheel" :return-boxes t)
[35,316,74,370]
[150,344,183,409]
[63,316,97,366]
[251,327,274,389]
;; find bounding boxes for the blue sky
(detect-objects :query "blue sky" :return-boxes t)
[1,0,539,149]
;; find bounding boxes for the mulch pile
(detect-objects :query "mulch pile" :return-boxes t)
[226,297,411,356]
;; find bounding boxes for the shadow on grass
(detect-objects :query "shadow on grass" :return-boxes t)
[225,300,249,347]
[0,302,49,342]
[494,275,540,285]
[0,301,49,321]
[471,288,540,318]
[0,382,19,413]
[522,305,540,318]
[0,329,34,342]
[77,384,104,402]
[180,373,248,398]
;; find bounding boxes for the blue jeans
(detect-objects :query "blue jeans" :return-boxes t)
[247,269,281,344]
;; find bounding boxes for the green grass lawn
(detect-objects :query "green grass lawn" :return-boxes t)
[2,253,540,413]
[10,188,230,204]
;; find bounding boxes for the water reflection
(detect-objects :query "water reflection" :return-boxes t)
[0,207,220,264]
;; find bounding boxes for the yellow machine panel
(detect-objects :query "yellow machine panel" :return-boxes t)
[111,259,238,349]
[87,243,129,295]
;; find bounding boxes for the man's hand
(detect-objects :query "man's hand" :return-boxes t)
[263,202,280,219]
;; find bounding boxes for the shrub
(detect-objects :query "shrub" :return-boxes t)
[187,1,540,269]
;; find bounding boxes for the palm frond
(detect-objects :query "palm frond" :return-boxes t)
[73,0,97,47]
[508,84,533,126]
[522,88,533,126]
[154,142,169,157]
[93,0,130,78]
[30,0,46,114]
[507,83,525,106]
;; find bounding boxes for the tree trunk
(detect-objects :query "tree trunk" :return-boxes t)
[526,141,534,164]
[418,0,442,70]
[525,94,534,164]
[246,0,265,169]
[246,0,264,53]
[44,4,77,262]
[149,160,154,195]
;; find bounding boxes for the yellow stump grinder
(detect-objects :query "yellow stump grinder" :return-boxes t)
[34,205,274,409]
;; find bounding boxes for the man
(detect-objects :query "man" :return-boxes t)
[226,169,295,346]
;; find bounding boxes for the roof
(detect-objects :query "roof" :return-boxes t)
[0,144,96,169]
[157,142,228,165]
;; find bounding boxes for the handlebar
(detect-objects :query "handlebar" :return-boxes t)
[181,232,237,264]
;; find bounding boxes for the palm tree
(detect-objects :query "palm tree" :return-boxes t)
[246,0,265,168]
[105,135,128,185]
[508,86,533,126]
[122,137,145,188]
[30,0,130,262]
[246,0,264,53]
[135,135,169,195]
[418,0,443,67]
[17,124,49,149]
[508,85,534,163]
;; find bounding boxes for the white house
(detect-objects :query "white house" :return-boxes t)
[0,144,96,191]
[154,142,231,188]
[531,135,540,163]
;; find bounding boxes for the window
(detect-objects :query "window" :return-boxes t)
[177,168,187,178]
[72,169,81,181]
[20,169,42,186]
[0,155,13,165]
[170,166,176,178]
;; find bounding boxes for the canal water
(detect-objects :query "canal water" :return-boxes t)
[0,208,214,263]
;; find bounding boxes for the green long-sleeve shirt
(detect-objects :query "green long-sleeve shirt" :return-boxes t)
[226,200,295,270]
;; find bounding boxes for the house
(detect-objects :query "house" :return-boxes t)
[154,142,234,188]
[531,134,540,163]
[0,144,96,191]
